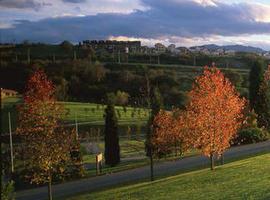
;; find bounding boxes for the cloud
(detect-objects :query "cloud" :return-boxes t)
[0,0,51,11]
[62,0,86,3]
[1,0,270,49]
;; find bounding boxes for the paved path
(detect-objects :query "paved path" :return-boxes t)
[16,141,270,200]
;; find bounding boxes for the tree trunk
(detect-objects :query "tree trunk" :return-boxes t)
[220,153,224,165]
[210,153,215,170]
[48,176,53,200]
[150,150,154,181]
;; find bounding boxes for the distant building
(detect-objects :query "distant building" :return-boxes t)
[82,40,141,53]
[225,50,236,56]
[168,44,180,54]
[1,88,18,99]
[154,43,167,54]
[177,47,189,55]
[140,46,155,54]
[263,52,270,59]
[212,48,224,56]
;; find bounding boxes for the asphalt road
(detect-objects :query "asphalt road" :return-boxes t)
[16,141,270,200]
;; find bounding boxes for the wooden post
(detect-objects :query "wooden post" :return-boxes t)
[75,113,79,140]
[210,153,214,170]
[48,174,52,200]
[150,150,154,181]
[8,112,14,173]
[96,153,103,175]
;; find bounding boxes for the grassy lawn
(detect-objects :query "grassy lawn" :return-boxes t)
[1,97,149,133]
[65,153,270,200]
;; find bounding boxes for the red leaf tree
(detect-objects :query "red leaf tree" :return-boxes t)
[186,67,246,170]
[17,69,71,200]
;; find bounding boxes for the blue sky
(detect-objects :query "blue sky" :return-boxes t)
[0,0,270,50]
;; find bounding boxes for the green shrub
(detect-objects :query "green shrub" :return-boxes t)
[1,180,15,200]
[234,127,269,145]
[80,145,88,156]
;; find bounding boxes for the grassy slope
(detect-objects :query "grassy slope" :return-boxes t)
[66,153,270,200]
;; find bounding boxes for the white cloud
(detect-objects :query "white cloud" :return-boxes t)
[109,34,270,50]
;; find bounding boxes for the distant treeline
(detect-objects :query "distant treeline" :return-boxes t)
[0,57,251,109]
[0,41,265,68]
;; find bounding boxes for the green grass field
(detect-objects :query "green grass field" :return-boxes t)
[66,153,270,200]
[1,97,149,133]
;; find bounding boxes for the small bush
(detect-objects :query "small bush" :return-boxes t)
[234,128,269,145]
[80,145,88,156]
[1,180,15,200]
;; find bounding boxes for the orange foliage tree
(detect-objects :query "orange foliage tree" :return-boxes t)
[152,109,189,157]
[17,69,71,200]
[185,67,246,170]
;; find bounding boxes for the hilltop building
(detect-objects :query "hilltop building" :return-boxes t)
[81,40,141,53]
[154,43,167,54]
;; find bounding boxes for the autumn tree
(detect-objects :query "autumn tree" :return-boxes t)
[186,67,246,170]
[17,69,71,200]
[145,86,163,181]
[152,109,189,157]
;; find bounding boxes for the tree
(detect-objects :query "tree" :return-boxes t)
[257,65,270,129]
[249,60,265,111]
[223,69,243,88]
[60,40,73,53]
[145,86,163,181]
[115,90,129,106]
[104,94,120,166]
[17,69,71,200]
[152,109,189,157]
[186,67,246,170]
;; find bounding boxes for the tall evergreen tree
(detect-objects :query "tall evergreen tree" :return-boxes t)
[145,86,163,181]
[249,60,265,111]
[104,94,120,166]
[257,66,270,129]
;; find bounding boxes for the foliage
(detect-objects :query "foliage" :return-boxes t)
[249,59,265,112]
[60,41,73,52]
[235,128,269,145]
[223,69,243,88]
[1,180,15,200]
[152,110,188,157]
[69,130,85,178]
[104,96,120,166]
[16,69,71,191]
[115,90,129,106]
[257,65,270,130]
[185,67,246,168]
[145,87,163,157]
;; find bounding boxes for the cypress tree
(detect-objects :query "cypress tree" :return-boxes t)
[249,60,265,111]
[104,93,120,166]
[257,66,270,129]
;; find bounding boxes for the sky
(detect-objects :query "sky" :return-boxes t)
[0,0,270,50]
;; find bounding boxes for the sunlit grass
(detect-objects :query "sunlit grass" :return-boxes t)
[66,153,270,200]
